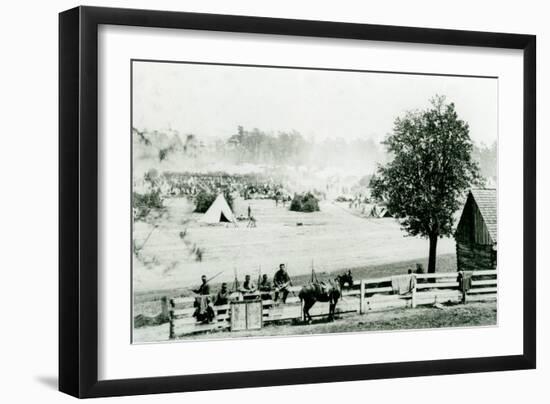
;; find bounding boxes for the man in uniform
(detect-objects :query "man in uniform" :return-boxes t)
[214,282,230,306]
[241,274,256,292]
[193,274,211,295]
[258,273,273,300]
[192,275,213,322]
[213,282,230,317]
[273,263,291,303]
[240,274,257,300]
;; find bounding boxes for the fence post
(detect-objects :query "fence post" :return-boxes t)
[169,298,175,339]
[360,280,366,314]
[160,296,169,322]
[459,271,467,304]
[411,276,417,308]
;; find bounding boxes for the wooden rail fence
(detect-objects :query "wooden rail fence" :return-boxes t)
[167,270,497,339]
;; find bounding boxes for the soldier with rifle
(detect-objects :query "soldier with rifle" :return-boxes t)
[193,274,211,295]
[191,271,223,323]
[273,263,292,303]
[192,271,224,295]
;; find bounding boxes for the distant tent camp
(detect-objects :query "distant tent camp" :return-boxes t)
[199,194,237,224]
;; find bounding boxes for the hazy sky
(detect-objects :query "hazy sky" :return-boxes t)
[132,61,498,146]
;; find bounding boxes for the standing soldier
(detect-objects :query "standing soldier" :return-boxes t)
[192,275,213,322]
[193,275,211,295]
[415,263,425,284]
[273,264,291,303]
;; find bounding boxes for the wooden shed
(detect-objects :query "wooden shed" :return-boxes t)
[455,189,497,272]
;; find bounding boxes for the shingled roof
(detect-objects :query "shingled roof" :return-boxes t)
[470,188,497,244]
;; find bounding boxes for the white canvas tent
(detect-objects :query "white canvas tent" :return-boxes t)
[367,205,380,218]
[199,194,237,224]
[368,204,393,218]
[376,206,392,218]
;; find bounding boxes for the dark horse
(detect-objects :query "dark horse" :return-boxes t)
[299,271,354,323]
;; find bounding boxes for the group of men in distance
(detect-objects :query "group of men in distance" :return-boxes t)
[192,264,292,322]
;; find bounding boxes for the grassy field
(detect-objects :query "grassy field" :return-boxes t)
[133,195,461,341]
[134,196,455,293]
[132,301,496,343]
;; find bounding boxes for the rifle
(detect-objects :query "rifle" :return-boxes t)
[284,263,297,297]
[192,270,224,294]
[204,270,224,285]
[232,267,240,292]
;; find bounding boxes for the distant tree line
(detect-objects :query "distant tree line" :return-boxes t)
[134,125,385,172]
[225,125,386,169]
[471,141,497,181]
[227,126,307,165]
[133,125,495,186]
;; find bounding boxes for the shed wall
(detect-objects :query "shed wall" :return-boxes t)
[456,241,497,272]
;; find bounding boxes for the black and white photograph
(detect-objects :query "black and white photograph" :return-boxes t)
[0,0,543,401]
[131,60,498,343]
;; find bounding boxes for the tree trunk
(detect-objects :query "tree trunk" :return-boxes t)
[428,234,438,275]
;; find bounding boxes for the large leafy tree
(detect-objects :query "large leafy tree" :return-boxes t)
[370,96,480,273]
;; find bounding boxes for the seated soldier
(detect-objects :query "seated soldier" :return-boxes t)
[273,263,291,303]
[213,282,231,317]
[258,274,273,300]
[240,275,257,300]
[214,282,230,306]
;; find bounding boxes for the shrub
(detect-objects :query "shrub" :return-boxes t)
[133,189,164,221]
[289,192,320,213]
[143,168,158,183]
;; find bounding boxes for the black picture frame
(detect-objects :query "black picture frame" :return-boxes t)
[59,6,536,398]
